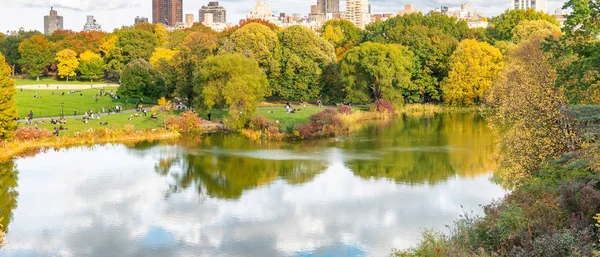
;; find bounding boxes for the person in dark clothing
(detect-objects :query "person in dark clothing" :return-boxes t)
[207,111,212,121]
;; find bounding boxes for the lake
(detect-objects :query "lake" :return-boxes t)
[0,113,507,257]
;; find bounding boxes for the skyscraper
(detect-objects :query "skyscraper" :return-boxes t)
[199,2,227,23]
[510,0,547,13]
[83,15,102,32]
[312,0,339,14]
[43,7,63,35]
[185,14,195,27]
[346,0,370,28]
[135,16,149,24]
[152,0,183,26]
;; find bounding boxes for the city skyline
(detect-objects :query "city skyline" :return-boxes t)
[0,0,568,33]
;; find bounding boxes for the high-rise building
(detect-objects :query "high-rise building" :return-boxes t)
[510,0,547,13]
[398,4,421,16]
[312,0,339,15]
[44,7,63,35]
[345,0,370,29]
[247,0,273,20]
[185,14,195,27]
[199,2,227,23]
[152,0,183,26]
[135,16,149,24]
[83,15,102,32]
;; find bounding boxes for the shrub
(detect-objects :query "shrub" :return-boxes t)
[337,105,353,115]
[249,115,271,130]
[371,99,395,113]
[295,108,347,139]
[14,127,52,141]
[166,111,203,134]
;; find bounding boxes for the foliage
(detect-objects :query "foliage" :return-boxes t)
[0,53,17,140]
[166,111,203,134]
[14,127,52,141]
[55,49,79,81]
[442,39,504,107]
[194,54,269,130]
[119,58,166,99]
[116,28,158,63]
[486,35,578,185]
[488,9,559,42]
[340,42,415,104]
[295,108,346,138]
[511,20,561,43]
[77,50,105,82]
[320,19,362,60]
[547,0,600,104]
[18,35,54,80]
[56,31,107,55]
[149,48,178,68]
[0,160,18,249]
[277,26,336,100]
[371,99,395,113]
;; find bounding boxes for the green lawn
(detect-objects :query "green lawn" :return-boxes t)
[20,112,166,136]
[196,106,324,126]
[13,77,110,86]
[16,87,156,118]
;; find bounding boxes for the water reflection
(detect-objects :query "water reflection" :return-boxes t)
[0,113,505,256]
[0,161,18,237]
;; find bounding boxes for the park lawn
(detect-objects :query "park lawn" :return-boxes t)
[13,77,109,86]
[20,112,167,136]
[16,87,156,118]
[257,106,324,125]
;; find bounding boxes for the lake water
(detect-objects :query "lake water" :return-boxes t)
[0,113,507,257]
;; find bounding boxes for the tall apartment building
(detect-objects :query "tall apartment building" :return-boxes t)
[311,0,339,15]
[83,15,102,32]
[346,0,370,29]
[510,0,547,13]
[199,2,227,23]
[247,0,273,20]
[185,14,195,27]
[44,7,63,35]
[135,16,149,24]
[152,0,183,26]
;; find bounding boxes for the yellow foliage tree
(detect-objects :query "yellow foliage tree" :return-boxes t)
[442,39,504,107]
[0,52,17,140]
[154,23,169,47]
[149,48,178,68]
[55,49,79,81]
[511,19,561,43]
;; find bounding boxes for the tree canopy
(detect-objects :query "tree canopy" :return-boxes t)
[119,58,166,99]
[55,49,79,81]
[488,9,558,42]
[78,50,105,82]
[18,35,54,80]
[0,52,17,140]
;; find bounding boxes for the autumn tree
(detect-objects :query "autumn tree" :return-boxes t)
[78,50,105,82]
[320,19,361,60]
[150,48,178,97]
[149,48,178,68]
[154,23,169,47]
[116,28,158,63]
[277,26,335,100]
[442,39,504,107]
[511,19,561,43]
[119,58,166,99]
[56,31,107,54]
[55,49,79,81]
[488,9,558,42]
[18,35,54,80]
[226,23,281,91]
[486,35,577,185]
[340,42,415,104]
[194,54,269,130]
[0,52,17,140]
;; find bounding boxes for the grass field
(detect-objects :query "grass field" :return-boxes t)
[20,112,167,136]
[196,106,325,126]
[13,77,109,86]
[16,87,156,118]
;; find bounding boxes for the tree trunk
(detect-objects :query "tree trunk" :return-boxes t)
[67,76,69,82]
[11,65,15,76]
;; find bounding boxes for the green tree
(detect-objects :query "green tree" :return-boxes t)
[340,42,415,104]
[194,54,268,130]
[488,9,558,42]
[442,39,504,107]
[116,28,158,63]
[278,26,335,100]
[486,35,578,185]
[0,161,18,244]
[18,35,54,80]
[0,31,43,76]
[511,19,561,43]
[0,52,17,140]
[55,49,79,81]
[119,58,166,99]
[320,19,361,60]
[78,50,105,82]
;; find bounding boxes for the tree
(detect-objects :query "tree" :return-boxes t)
[320,19,361,60]
[0,52,17,140]
[149,48,178,68]
[154,23,169,47]
[78,50,105,82]
[226,23,281,91]
[116,28,158,63]
[442,39,504,107]
[55,49,79,81]
[56,31,107,54]
[119,58,166,99]
[340,42,415,104]
[486,35,577,185]
[18,35,54,80]
[194,54,268,130]
[511,20,561,43]
[488,9,559,42]
[546,0,600,104]
[277,26,335,100]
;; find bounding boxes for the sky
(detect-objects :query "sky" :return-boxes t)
[0,0,568,33]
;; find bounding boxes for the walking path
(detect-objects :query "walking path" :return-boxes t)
[18,84,120,91]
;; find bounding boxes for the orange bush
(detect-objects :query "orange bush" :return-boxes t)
[14,127,53,141]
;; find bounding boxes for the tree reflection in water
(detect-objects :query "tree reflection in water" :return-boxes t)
[0,160,18,244]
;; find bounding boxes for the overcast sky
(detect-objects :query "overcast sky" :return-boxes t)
[0,0,567,33]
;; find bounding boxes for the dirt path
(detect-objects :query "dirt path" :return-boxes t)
[18,84,120,90]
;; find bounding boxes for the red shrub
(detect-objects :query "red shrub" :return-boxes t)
[166,111,203,134]
[14,127,53,141]
[337,105,353,115]
[249,115,272,130]
[295,108,347,138]
[372,99,395,113]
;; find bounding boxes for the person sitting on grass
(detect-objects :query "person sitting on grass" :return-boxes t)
[151,113,158,119]
[52,127,59,137]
